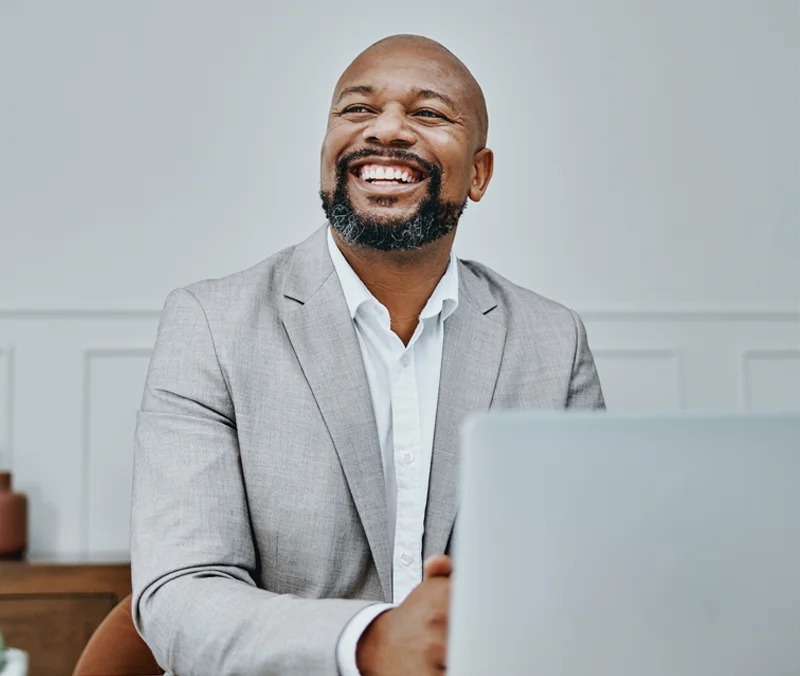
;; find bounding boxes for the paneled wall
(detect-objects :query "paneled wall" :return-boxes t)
[1,0,797,558]
[1,308,797,559]
[0,312,157,558]
[588,311,800,411]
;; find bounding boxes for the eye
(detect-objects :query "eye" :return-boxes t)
[413,109,447,120]
[342,104,374,114]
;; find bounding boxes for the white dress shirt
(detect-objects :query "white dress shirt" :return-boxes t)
[327,228,459,676]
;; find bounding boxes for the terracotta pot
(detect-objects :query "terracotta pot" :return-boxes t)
[0,472,27,560]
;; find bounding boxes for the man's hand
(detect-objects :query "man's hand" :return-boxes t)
[356,555,453,675]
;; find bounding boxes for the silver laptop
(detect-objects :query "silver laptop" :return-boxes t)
[448,412,800,676]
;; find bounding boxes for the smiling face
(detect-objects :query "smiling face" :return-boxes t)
[320,36,493,252]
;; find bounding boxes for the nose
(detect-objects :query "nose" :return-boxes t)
[362,106,416,147]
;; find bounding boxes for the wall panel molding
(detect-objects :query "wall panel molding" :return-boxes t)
[81,347,153,555]
[593,348,686,409]
[0,306,798,322]
[0,308,161,320]
[581,308,799,322]
[0,346,14,468]
[740,349,800,411]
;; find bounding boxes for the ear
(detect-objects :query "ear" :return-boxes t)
[468,147,494,202]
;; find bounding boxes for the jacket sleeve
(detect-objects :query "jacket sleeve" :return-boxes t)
[565,309,606,410]
[130,288,375,676]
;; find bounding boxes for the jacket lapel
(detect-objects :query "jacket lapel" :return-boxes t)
[423,262,507,560]
[281,227,392,601]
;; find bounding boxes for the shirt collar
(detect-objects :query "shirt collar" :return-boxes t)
[327,226,459,322]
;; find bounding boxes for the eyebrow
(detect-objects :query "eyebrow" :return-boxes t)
[335,85,375,104]
[334,85,458,111]
[411,87,457,110]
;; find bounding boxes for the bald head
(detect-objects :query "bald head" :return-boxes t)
[320,34,495,249]
[337,34,489,148]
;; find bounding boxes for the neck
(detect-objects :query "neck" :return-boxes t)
[331,228,455,345]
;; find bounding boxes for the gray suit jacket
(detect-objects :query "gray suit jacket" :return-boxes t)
[131,225,604,675]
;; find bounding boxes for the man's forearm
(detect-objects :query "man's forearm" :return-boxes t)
[336,603,395,676]
[134,571,376,676]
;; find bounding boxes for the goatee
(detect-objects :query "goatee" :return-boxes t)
[320,149,466,252]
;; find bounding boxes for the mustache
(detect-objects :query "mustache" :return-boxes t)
[335,148,439,179]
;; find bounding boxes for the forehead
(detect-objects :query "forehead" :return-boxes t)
[334,46,470,106]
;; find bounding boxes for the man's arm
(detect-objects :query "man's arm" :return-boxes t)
[337,605,394,676]
[131,288,375,676]
[566,309,605,410]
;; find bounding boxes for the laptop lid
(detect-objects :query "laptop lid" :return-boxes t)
[448,412,800,676]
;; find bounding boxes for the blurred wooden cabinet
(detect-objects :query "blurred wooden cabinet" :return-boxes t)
[0,559,130,676]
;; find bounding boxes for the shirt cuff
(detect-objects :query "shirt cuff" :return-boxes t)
[337,603,395,676]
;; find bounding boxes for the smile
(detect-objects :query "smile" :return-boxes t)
[355,163,422,184]
[347,157,431,196]
[348,164,428,198]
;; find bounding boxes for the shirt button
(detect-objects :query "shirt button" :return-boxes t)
[402,452,415,464]
[399,354,410,368]
[400,553,413,566]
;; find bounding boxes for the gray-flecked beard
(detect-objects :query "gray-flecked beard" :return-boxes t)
[320,149,466,252]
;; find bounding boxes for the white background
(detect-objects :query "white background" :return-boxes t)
[0,0,798,558]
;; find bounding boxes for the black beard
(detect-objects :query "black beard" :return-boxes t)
[320,148,466,252]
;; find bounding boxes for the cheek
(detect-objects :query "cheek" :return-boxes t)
[428,136,474,199]
[320,125,356,190]
[440,161,474,200]
[319,163,336,192]
[320,139,341,191]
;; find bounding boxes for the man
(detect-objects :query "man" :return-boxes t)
[131,34,604,676]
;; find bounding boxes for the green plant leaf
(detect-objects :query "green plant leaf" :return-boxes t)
[0,630,6,670]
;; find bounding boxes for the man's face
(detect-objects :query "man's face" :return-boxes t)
[320,44,488,251]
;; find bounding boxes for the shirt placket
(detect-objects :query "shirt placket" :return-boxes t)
[390,345,423,603]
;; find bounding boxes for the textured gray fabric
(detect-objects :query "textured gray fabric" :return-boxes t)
[130,225,605,676]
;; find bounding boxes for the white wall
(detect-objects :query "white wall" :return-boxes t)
[0,0,798,559]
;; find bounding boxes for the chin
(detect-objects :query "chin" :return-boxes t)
[354,200,421,222]
[351,212,411,227]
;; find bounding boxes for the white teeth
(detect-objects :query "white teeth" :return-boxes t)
[358,164,420,183]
